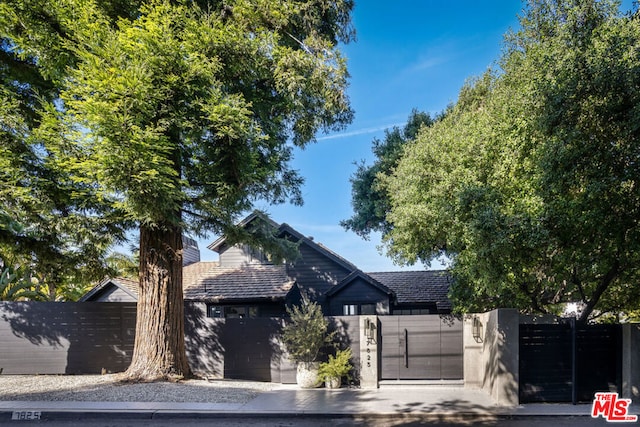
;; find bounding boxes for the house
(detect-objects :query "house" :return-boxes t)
[79,276,138,303]
[82,213,453,317]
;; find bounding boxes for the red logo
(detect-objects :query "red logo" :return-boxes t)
[592,392,638,422]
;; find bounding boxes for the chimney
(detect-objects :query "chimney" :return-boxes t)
[182,236,201,266]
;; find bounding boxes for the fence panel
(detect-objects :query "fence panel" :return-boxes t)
[519,322,622,403]
[0,302,136,374]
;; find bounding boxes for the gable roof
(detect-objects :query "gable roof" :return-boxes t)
[206,212,358,274]
[367,270,452,310]
[326,270,393,298]
[207,211,280,253]
[183,264,294,302]
[278,223,358,272]
[79,277,139,302]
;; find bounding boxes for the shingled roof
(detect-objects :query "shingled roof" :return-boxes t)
[183,261,219,288]
[79,276,139,302]
[367,270,452,311]
[183,264,294,302]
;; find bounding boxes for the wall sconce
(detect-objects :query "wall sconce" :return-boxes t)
[472,316,483,343]
[365,318,376,342]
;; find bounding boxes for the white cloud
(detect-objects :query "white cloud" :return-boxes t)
[317,122,406,141]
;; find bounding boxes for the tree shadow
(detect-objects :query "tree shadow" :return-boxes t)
[325,316,360,386]
[481,315,520,406]
[184,302,289,382]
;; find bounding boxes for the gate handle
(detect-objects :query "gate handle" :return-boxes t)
[404,328,408,368]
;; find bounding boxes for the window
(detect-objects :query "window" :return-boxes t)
[248,246,272,265]
[342,304,377,316]
[343,304,357,316]
[207,304,259,319]
[208,305,223,318]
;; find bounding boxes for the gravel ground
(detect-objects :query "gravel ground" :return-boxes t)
[0,375,277,403]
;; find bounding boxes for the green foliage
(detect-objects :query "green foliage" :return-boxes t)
[0,0,130,299]
[1,0,354,290]
[0,265,47,301]
[60,0,354,237]
[2,0,353,378]
[342,110,438,239]
[105,251,139,280]
[317,348,352,382]
[378,0,640,322]
[282,298,334,363]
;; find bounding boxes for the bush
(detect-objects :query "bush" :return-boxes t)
[318,348,353,383]
[282,298,334,363]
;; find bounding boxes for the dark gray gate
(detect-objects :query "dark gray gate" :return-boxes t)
[519,322,622,403]
[380,315,463,380]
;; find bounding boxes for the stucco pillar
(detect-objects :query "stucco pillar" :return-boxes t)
[464,309,519,406]
[359,315,379,388]
[622,323,640,399]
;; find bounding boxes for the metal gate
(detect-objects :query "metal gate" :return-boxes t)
[519,322,622,403]
[379,315,463,380]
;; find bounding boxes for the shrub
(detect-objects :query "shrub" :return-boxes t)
[318,348,353,383]
[282,297,334,363]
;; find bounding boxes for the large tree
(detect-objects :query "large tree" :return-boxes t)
[376,0,640,322]
[3,0,353,380]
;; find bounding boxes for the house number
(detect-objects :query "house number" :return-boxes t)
[12,411,41,421]
[366,347,371,367]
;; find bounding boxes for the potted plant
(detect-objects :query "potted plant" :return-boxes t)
[281,297,334,388]
[318,348,352,389]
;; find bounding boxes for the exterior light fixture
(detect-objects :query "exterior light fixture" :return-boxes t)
[472,316,483,343]
[364,318,377,342]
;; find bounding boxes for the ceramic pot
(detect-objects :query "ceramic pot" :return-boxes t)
[296,362,320,388]
[325,376,341,389]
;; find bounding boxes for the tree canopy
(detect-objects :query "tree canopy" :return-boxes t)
[2,0,354,379]
[0,1,133,300]
[364,0,640,322]
[341,109,436,240]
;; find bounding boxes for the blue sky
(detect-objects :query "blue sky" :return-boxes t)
[196,0,634,271]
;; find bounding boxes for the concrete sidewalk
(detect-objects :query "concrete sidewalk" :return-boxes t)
[0,385,622,420]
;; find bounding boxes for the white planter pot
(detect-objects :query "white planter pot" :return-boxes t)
[325,376,341,389]
[296,362,320,388]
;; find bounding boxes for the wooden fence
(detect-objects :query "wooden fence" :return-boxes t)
[0,301,360,383]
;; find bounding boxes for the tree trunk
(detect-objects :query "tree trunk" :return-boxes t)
[124,222,191,381]
[578,261,620,323]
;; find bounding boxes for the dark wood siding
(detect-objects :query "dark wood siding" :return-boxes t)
[0,302,136,374]
[91,286,137,303]
[327,278,390,316]
[185,303,360,384]
[287,243,352,304]
[182,237,201,266]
